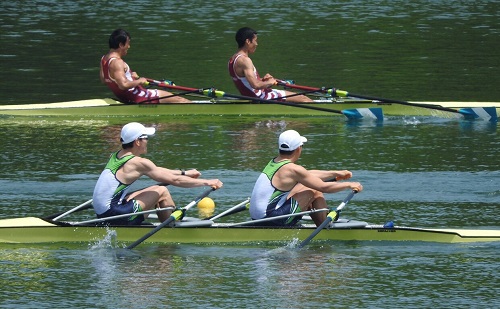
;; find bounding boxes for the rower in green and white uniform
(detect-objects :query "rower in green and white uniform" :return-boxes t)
[92,122,223,225]
[249,130,363,227]
[93,151,143,225]
[250,158,302,226]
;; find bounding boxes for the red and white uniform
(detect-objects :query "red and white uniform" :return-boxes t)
[101,56,159,103]
[228,54,285,100]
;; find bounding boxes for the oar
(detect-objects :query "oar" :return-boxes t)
[207,198,250,221]
[47,183,172,221]
[276,80,497,121]
[145,78,383,120]
[228,208,329,227]
[335,89,498,121]
[72,207,175,225]
[298,190,358,248]
[277,80,336,96]
[45,199,93,221]
[274,88,329,100]
[207,89,383,120]
[210,178,337,223]
[145,78,207,94]
[126,187,215,250]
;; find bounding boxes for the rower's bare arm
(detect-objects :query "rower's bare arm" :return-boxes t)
[309,169,352,181]
[99,66,105,84]
[296,166,362,193]
[184,169,201,178]
[239,58,275,89]
[109,60,146,90]
[145,165,222,189]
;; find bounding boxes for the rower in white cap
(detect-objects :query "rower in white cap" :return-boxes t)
[250,129,362,227]
[92,122,223,225]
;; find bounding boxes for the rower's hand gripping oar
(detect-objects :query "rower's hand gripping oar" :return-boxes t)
[126,187,215,250]
[298,189,358,248]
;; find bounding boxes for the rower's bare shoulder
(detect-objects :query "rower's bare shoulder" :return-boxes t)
[279,163,304,178]
[236,54,253,67]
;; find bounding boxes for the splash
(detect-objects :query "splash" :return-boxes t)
[402,117,421,125]
[487,189,500,197]
[88,228,118,249]
[288,238,301,248]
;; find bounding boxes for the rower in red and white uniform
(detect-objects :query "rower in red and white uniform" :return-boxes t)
[228,27,313,103]
[100,29,190,104]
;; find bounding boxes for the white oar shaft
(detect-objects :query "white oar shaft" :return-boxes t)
[72,207,174,225]
[228,208,328,227]
[53,199,93,221]
[209,198,250,221]
[336,201,348,212]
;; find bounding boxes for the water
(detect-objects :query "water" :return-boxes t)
[1,116,499,308]
[2,241,499,308]
[1,1,499,308]
[1,0,500,104]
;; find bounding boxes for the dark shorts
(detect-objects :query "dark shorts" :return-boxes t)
[97,198,144,225]
[261,194,302,226]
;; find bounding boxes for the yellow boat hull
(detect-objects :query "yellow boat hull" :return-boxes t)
[1,98,499,118]
[1,217,498,245]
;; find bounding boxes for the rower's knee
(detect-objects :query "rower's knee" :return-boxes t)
[153,185,170,196]
[161,186,170,196]
[313,190,325,199]
[154,186,174,207]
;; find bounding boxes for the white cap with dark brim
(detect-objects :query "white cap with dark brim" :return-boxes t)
[278,130,307,151]
[121,122,156,144]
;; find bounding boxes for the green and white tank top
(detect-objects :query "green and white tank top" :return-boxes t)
[249,159,291,219]
[92,151,135,215]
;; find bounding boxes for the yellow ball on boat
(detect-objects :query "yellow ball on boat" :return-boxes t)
[197,197,215,218]
[197,197,215,209]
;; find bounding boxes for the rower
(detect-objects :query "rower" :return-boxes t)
[100,29,191,104]
[249,129,362,227]
[228,27,313,103]
[92,122,223,225]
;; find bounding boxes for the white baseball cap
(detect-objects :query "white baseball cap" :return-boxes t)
[120,122,155,144]
[278,130,307,151]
